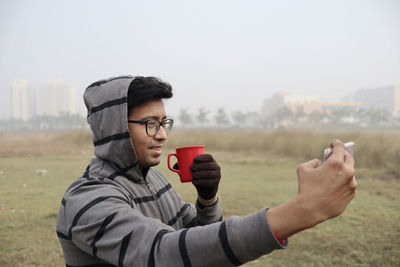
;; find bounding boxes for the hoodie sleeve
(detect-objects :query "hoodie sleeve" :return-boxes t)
[171,188,223,228]
[58,183,286,267]
[147,168,223,228]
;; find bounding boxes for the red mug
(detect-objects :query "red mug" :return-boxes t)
[167,145,205,183]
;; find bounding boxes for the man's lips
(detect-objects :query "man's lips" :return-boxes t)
[148,145,163,153]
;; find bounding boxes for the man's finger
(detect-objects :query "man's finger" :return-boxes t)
[192,171,221,180]
[297,159,322,175]
[190,162,219,172]
[343,150,354,167]
[310,159,322,168]
[303,159,322,170]
[329,139,345,163]
[193,154,214,163]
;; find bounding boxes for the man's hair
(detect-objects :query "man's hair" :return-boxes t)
[127,76,173,114]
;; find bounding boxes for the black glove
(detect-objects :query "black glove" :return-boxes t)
[190,154,221,200]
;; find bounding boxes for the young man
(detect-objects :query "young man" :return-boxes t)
[56,76,356,267]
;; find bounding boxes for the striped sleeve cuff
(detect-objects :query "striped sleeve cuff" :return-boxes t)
[222,208,288,264]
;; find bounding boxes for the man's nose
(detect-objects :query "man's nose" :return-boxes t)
[154,125,167,140]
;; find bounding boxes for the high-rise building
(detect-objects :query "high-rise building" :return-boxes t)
[10,79,77,119]
[11,80,35,120]
[353,85,400,117]
[37,80,76,116]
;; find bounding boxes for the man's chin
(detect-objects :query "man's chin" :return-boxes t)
[140,155,162,169]
[148,158,161,167]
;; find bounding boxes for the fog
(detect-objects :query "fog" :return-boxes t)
[1,0,399,120]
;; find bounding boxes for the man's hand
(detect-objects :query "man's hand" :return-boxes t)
[297,139,356,223]
[266,139,357,239]
[190,154,221,200]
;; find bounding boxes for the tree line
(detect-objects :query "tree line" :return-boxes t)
[1,106,399,132]
[175,106,400,129]
[0,114,87,132]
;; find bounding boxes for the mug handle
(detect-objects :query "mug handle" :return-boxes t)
[167,153,180,174]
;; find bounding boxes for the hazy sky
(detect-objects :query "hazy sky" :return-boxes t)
[1,0,399,119]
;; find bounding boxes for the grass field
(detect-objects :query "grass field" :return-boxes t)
[0,130,399,266]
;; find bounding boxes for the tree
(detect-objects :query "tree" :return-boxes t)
[327,108,351,125]
[294,106,306,124]
[367,108,390,126]
[245,111,261,128]
[178,108,193,127]
[214,108,230,127]
[272,107,293,127]
[231,111,246,128]
[196,107,209,127]
[356,108,389,127]
[274,106,293,121]
[308,110,326,125]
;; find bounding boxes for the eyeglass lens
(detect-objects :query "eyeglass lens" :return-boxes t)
[146,119,173,136]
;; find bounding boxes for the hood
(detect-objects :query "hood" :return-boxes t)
[84,75,143,180]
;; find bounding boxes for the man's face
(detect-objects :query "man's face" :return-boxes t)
[128,99,168,170]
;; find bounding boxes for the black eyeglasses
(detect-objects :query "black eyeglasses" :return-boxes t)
[128,118,174,137]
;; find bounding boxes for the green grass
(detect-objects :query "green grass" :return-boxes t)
[162,151,400,267]
[0,130,399,266]
[0,154,92,266]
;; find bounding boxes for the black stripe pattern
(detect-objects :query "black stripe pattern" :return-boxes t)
[148,229,170,267]
[93,132,131,147]
[68,196,131,240]
[179,229,192,267]
[57,231,69,240]
[218,221,242,266]
[186,217,198,228]
[118,230,133,267]
[66,264,114,267]
[167,203,191,226]
[88,96,127,117]
[133,184,172,204]
[91,212,118,256]
[83,165,90,179]
[108,163,139,182]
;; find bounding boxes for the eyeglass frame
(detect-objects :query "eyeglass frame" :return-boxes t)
[128,118,174,137]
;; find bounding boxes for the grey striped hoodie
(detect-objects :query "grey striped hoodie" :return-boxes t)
[56,76,286,267]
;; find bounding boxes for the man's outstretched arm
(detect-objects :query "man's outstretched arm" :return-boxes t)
[266,139,357,239]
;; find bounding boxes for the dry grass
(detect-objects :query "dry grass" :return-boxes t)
[167,129,400,178]
[2,129,399,179]
[0,130,93,157]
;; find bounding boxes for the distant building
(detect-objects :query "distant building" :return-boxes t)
[262,92,361,115]
[353,85,400,117]
[261,92,321,117]
[10,79,77,119]
[320,101,362,112]
[37,80,76,116]
[11,80,35,120]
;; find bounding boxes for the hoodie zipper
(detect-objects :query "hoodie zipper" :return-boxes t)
[144,179,166,223]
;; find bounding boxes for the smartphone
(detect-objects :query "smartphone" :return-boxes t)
[323,141,355,161]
